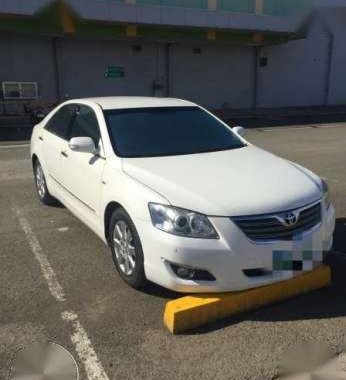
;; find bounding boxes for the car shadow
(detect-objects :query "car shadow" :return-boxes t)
[333,217,346,254]
[140,282,181,300]
[180,218,346,334]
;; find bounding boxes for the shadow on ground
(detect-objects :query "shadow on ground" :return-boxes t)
[186,218,346,334]
[333,217,346,254]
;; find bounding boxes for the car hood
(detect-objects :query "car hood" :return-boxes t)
[122,146,322,216]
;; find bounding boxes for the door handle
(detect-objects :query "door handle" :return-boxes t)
[38,135,44,141]
[61,150,69,158]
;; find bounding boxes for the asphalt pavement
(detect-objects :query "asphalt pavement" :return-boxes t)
[1,123,346,380]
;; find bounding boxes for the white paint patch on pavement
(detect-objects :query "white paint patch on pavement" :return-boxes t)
[62,311,110,380]
[13,207,66,302]
[58,227,69,232]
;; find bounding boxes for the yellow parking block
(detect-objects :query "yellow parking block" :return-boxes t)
[164,265,331,334]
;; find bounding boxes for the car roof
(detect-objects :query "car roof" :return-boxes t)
[69,96,197,110]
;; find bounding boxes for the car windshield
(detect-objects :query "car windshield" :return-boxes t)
[104,106,246,158]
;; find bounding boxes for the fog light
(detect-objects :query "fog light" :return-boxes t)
[169,263,216,281]
[176,266,195,280]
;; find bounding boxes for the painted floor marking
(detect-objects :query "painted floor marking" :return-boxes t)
[0,144,30,149]
[260,123,344,132]
[261,126,314,132]
[321,176,339,183]
[62,311,110,380]
[14,207,66,302]
[14,206,110,380]
[58,227,69,232]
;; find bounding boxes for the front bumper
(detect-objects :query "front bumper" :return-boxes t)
[136,203,335,293]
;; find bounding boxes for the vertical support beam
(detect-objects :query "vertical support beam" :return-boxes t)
[165,43,172,97]
[208,0,217,11]
[52,37,63,102]
[255,0,264,14]
[324,31,334,106]
[253,46,260,110]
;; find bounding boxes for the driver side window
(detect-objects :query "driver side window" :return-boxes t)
[45,105,75,140]
[69,105,101,147]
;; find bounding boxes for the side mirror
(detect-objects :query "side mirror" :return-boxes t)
[233,126,246,137]
[35,111,46,122]
[31,110,46,124]
[69,137,95,154]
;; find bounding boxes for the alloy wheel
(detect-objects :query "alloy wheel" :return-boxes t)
[113,220,137,276]
[36,163,46,199]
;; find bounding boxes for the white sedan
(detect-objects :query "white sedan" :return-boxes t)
[31,97,335,293]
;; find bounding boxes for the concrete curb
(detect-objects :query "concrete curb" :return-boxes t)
[163,265,331,334]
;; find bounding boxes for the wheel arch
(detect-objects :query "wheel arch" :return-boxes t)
[104,201,125,245]
[31,153,38,169]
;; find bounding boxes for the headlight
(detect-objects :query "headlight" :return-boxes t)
[322,179,331,209]
[148,203,218,239]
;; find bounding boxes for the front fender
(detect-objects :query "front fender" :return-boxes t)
[100,159,170,240]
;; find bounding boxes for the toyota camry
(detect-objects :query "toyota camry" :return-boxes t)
[30,97,335,293]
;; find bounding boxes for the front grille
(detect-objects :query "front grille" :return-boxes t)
[232,202,322,241]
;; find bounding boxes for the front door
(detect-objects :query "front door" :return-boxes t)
[41,104,75,187]
[63,104,106,219]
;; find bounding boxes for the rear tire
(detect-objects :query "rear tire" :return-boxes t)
[34,160,57,206]
[109,207,147,289]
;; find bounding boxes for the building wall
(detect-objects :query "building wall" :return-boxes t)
[257,8,346,108]
[1,8,346,110]
[256,20,329,108]
[0,34,255,109]
[55,39,255,109]
[0,34,57,101]
[323,9,346,105]
[170,43,255,109]
[58,39,166,99]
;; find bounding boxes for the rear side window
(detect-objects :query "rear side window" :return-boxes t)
[45,105,75,140]
[69,105,101,147]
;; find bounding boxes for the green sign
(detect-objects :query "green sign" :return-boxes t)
[105,66,125,78]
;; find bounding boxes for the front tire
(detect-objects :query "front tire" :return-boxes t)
[34,160,57,206]
[109,208,147,289]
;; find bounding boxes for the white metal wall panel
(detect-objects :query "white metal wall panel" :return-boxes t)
[59,39,165,99]
[170,44,254,109]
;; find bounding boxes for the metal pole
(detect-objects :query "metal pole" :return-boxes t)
[324,31,334,106]
[165,43,171,97]
[52,37,62,102]
[253,46,260,110]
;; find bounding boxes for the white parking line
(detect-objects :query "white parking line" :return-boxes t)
[259,123,344,132]
[321,176,339,184]
[260,126,314,132]
[0,144,30,149]
[62,311,110,380]
[13,206,110,380]
[14,207,66,302]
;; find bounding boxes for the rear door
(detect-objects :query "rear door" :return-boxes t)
[41,104,75,187]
